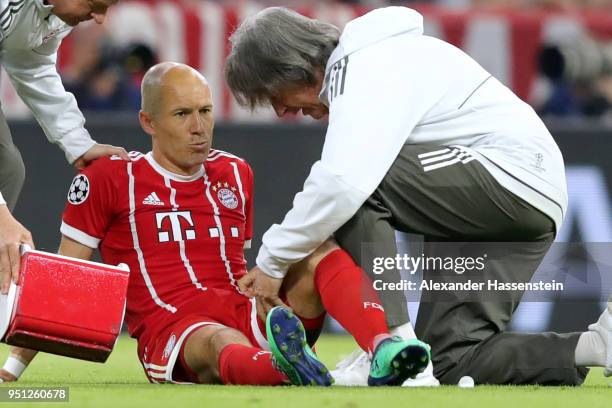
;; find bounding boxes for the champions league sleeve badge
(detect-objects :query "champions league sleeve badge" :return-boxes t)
[212,181,239,210]
[67,174,90,205]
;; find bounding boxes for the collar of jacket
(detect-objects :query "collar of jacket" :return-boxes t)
[36,0,54,21]
[38,0,54,12]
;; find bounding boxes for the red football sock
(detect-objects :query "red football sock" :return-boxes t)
[314,249,390,353]
[218,344,288,385]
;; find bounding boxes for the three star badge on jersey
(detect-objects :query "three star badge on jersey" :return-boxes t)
[211,180,239,210]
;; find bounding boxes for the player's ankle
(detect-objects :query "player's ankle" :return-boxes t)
[371,333,392,353]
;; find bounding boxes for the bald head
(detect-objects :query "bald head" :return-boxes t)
[138,62,215,176]
[141,62,210,118]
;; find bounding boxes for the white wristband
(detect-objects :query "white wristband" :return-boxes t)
[0,191,5,206]
[3,356,27,378]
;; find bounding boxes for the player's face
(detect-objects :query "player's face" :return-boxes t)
[270,84,329,120]
[150,73,215,176]
[48,0,116,26]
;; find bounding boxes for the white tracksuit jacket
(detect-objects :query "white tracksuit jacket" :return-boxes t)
[257,7,568,279]
[0,0,96,164]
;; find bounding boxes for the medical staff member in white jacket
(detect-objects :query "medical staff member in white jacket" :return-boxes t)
[0,0,128,381]
[0,0,128,294]
[225,6,612,385]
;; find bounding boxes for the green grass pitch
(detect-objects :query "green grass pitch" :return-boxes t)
[0,335,609,407]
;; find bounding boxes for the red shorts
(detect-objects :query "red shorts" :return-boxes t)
[136,288,267,384]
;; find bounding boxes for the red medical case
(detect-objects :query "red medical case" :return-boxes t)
[1,248,129,363]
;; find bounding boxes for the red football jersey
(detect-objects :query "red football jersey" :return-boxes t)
[60,150,254,339]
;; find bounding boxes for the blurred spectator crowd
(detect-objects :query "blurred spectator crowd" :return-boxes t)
[534,33,612,121]
[38,0,612,122]
[60,23,156,112]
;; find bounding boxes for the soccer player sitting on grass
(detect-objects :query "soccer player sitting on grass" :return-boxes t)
[0,62,430,386]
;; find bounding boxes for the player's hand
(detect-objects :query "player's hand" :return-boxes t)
[73,143,130,169]
[240,267,289,321]
[238,269,256,297]
[0,206,34,294]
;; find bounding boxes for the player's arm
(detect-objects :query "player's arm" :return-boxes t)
[0,46,95,163]
[0,47,128,166]
[57,235,95,261]
[0,236,95,382]
[0,160,112,382]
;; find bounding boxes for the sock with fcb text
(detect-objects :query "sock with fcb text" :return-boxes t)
[314,249,390,353]
[218,344,288,385]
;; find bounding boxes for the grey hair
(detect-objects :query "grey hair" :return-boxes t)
[141,62,208,116]
[225,7,340,109]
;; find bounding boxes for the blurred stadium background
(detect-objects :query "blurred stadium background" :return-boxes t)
[5,0,612,335]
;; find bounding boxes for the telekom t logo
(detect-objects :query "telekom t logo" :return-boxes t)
[156,211,196,242]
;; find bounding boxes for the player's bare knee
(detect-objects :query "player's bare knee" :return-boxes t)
[291,239,339,279]
[182,325,234,383]
[284,262,319,307]
[209,327,250,357]
[284,264,325,319]
[198,327,251,382]
[306,239,339,270]
[282,241,336,318]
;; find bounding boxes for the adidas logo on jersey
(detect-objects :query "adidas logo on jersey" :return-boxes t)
[143,192,164,206]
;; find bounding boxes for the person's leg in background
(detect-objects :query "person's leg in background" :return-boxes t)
[0,104,29,382]
[334,196,413,336]
[374,143,596,385]
[415,233,590,385]
[0,106,25,211]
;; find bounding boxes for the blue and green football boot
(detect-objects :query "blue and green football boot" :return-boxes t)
[266,306,333,386]
[367,336,431,386]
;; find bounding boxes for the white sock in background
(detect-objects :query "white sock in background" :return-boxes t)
[390,322,417,340]
[575,330,606,367]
